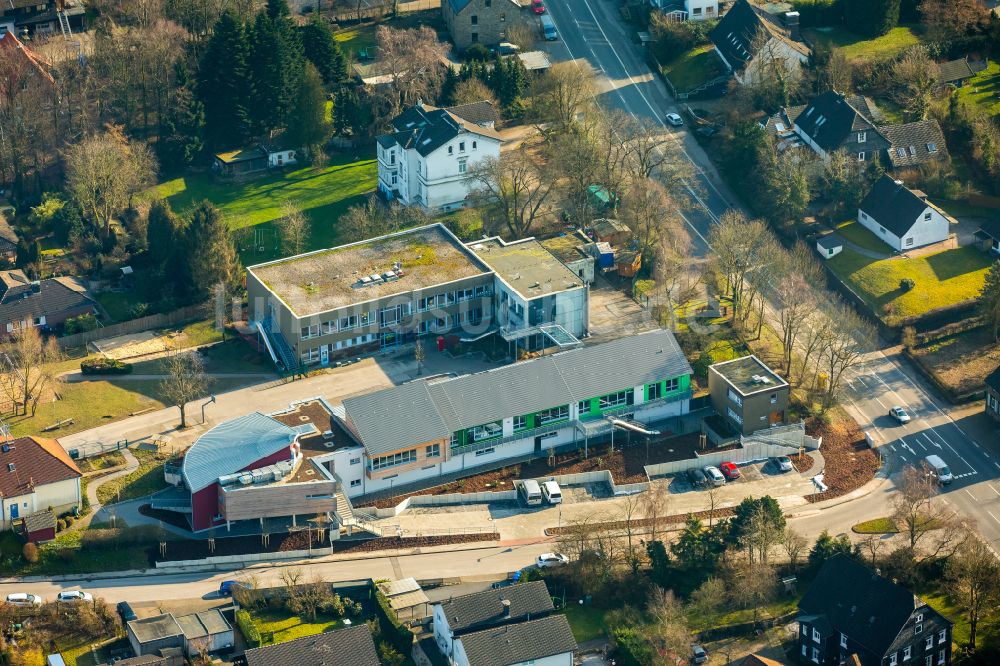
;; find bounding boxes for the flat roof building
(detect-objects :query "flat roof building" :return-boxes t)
[468,237,584,300]
[708,355,789,436]
[127,615,184,658]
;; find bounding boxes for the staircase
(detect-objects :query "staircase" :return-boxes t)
[256,317,298,372]
[335,488,387,537]
[56,9,72,38]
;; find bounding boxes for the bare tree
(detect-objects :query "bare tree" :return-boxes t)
[819,300,876,407]
[892,46,939,121]
[592,108,632,205]
[857,533,886,567]
[621,177,687,260]
[646,587,690,663]
[919,0,988,44]
[287,573,335,622]
[708,210,779,330]
[781,526,807,573]
[278,201,310,257]
[529,61,597,135]
[727,558,779,624]
[890,465,968,560]
[0,327,64,417]
[451,78,498,108]
[468,148,555,238]
[688,577,726,620]
[641,481,671,544]
[546,130,599,225]
[372,25,448,127]
[945,535,1000,652]
[774,243,822,377]
[159,350,210,429]
[617,492,645,574]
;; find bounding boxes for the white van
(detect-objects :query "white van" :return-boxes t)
[520,479,543,506]
[542,480,562,504]
[924,455,953,485]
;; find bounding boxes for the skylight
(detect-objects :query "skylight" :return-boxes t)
[908,145,916,155]
[775,122,786,132]
[897,148,906,157]
[927,143,937,153]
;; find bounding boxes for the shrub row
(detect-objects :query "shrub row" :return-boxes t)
[611,627,654,666]
[372,586,413,656]
[236,609,260,648]
[81,357,133,375]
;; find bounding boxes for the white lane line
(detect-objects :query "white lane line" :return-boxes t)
[966,488,978,500]
[921,433,942,451]
[915,438,928,451]
[856,376,869,388]
[873,396,886,409]
[990,485,1000,497]
[988,510,1000,525]
[995,462,1000,470]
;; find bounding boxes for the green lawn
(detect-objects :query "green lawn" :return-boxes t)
[827,246,992,320]
[663,44,726,91]
[561,605,607,643]
[835,220,890,255]
[956,60,1000,118]
[685,594,800,631]
[0,530,148,576]
[253,609,347,645]
[96,448,169,505]
[146,154,377,264]
[804,25,920,61]
[57,637,130,666]
[852,517,897,533]
[95,292,145,323]
[335,24,378,57]
[922,591,967,651]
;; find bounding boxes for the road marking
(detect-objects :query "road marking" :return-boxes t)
[856,376,869,388]
[873,396,886,409]
[995,462,1000,470]
[921,433,941,450]
[990,485,1000,497]
[966,489,978,500]
[988,510,1000,525]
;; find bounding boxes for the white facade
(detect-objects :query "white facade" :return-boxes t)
[685,0,718,20]
[816,240,843,260]
[266,148,297,168]
[857,206,949,252]
[452,640,572,666]
[717,37,808,86]
[378,132,501,211]
[0,477,80,529]
[433,603,457,659]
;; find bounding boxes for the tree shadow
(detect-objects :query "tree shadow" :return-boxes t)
[925,247,983,282]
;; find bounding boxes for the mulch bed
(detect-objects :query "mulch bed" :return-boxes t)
[792,451,816,474]
[803,408,880,503]
[360,432,738,509]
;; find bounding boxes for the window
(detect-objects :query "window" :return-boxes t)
[727,407,743,425]
[339,314,359,331]
[801,645,807,657]
[470,14,477,24]
[927,142,937,153]
[898,147,907,158]
[513,415,527,430]
[485,0,490,5]
[537,405,569,424]
[599,390,633,410]
[925,658,931,666]
[647,382,663,400]
[770,393,778,404]
[391,174,397,186]
[858,131,867,142]
[840,633,847,648]
[889,653,898,666]
[861,212,868,220]
[801,624,808,636]
[915,624,923,635]
[471,32,478,42]
[937,630,946,644]
[811,647,819,664]
[475,447,495,456]
[578,400,590,414]
[858,151,866,161]
[727,388,743,406]
[500,11,505,20]
[426,443,441,458]
[472,141,477,149]
[937,650,944,665]
[924,212,932,221]
[458,159,468,174]
[300,324,320,339]
[925,636,933,649]
[879,226,886,234]
[470,422,502,442]
[350,457,361,466]
[906,237,914,247]
[904,646,912,660]
[371,449,417,471]
[300,347,319,364]
[448,146,453,155]
[350,478,361,487]
[909,145,917,156]
[811,628,821,643]
[458,141,465,152]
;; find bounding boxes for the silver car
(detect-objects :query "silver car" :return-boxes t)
[665,112,684,127]
[771,456,794,473]
[890,406,911,424]
[703,466,725,487]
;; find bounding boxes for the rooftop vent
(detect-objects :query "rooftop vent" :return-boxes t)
[7,463,13,472]
[1,444,8,453]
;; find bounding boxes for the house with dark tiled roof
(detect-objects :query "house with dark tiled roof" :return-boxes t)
[442,0,520,49]
[0,269,98,339]
[0,436,81,530]
[798,555,952,666]
[0,0,85,38]
[432,580,557,661]
[936,57,976,86]
[243,625,379,666]
[452,614,578,666]
[376,101,502,210]
[0,210,18,262]
[709,0,810,85]
[857,175,954,252]
[974,217,1000,254]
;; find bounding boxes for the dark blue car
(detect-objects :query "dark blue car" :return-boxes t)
[219,580,250,596]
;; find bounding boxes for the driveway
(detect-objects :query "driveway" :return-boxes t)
[587,277,658,341]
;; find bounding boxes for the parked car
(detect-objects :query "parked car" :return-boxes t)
[5,593,42,607]
[770,456,794,473]
[536,552,569,568]
[665,112,684,127]
[695,125,718,137]
[117,601,137,622]
[889,406,911,424]
[718,462,740,481]
[531,0,546,13]
[492,42,521,55]
[703,466,725,487]
[691,644,708,664]
[686,467,708,488]
[219,580,252,597]
[57,591,93,603]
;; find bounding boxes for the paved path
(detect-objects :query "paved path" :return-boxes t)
[838,236,890,260]
[62,372,276,382]
[78,448,139,529]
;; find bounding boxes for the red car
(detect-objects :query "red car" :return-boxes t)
[532,0,546,14]
[719,462,740,481]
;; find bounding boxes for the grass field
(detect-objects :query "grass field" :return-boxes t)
[852,517,897,533]
[827,246,991,320]
[146,154,377,264]
[804,25,920,61]
[253,609,346,645]
[835,221,890,255]
[663,44,726,91]
[96,448,170,505]
[561,605,607,643]
[956,60,1000,118]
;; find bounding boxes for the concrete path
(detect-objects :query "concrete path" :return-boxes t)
[839,236,890,260]
[79,448,139,528]
[62,372,276,383]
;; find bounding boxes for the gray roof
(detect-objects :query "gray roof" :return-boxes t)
[243,625,379,666]
[457,615,578,666]
[128,614,184,644]
[710,0,809,72]
[0,273,97,326]
[382,103,501,157]
[437,580,554,634]
[858,175,935,238]
[794,90,884,152]
[938,57,975,83]
[343,330,693,454]
[880,120,948,168]
[181,412,299,493]
[175,610,231,639]
[816,233,844,250]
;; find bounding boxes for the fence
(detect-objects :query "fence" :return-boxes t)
[323,0,438,24]
[58,304,207,349]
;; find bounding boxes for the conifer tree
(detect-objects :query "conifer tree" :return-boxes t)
[198,12,254,148]
[181,202,239,302]
[301,15,347,84]
[160,60,206,170]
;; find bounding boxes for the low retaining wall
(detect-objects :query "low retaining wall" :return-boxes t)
[644,440,805,478]
[155,548,316,568]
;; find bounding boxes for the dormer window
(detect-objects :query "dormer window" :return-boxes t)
[924,212,932,221]
[839,633,847,648]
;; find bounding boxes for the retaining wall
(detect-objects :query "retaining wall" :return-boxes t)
[644,441,804,478]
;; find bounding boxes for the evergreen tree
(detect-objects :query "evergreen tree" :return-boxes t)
[181,202,239,302]
[288,63,331,155]
[160,60,206,171]
[198,12,254,149]
[300,15,347,84]
[808,530,854,571]
[146,200,185,269]
[440,66,460,105]
[845,0,899,37]
[267,0,291,19]
[248,11,303,136]
[15,237,40,269]
[333,86,365,136]
[979,260,1000,340]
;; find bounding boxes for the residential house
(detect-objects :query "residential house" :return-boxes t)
[857,175,953,252]
[243,625,380,666]
[0,436,81,529]
[433,581,555,660]
[880,120,949,170]
[655,0,720,22]
[0,30,54,98]
[936,57,977,87]
[337,329,692,496]
[377,101,502,210]
[0,0,85,37]
[815,233,844,260]
[443,0,520,48]
[212,140,299,177]
[797,554,952,666]
[709,0,810,85]
[985,365,1000,423]
[0,269,99,338]
[974,218,1000,254]
[708,355,789,436]
[246,223,586,370]
[452,615,578,666]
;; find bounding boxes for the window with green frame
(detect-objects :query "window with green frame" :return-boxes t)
[468,421,502,442]
[665,377,679,392]
[647,382,663,400]
[536,405,569,424]
[513,415,528,431]
[599,389,633,410]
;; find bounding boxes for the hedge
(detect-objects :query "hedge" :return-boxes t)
[372,585,413,656]
[612,627,654,666]
[81,357,133,375]
[236,609,260,648]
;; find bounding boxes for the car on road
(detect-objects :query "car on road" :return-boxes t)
[687,467,708,488]
[219,580,252,597]
[691,644,708,664]
[536,552,569,568]
[719,462,740,480]
[117,601,137,622]
[57,591,93,603]
[5,593,42,607]
[703,466,726,487]
[531,0,546,13]
[889,406,911,423]
[770,456,794,473]
[665,112,684,127]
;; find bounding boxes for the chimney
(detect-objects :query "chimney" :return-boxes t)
[30,281,40,293]
[784,11,800,41]
[501,599,511,618]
